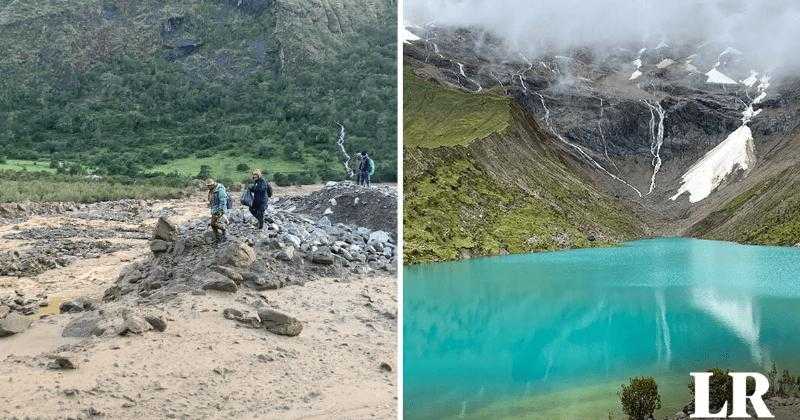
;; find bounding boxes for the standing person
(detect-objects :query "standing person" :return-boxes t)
[206,178,228,242]
[358,151,375,187]
[247,169,272,230]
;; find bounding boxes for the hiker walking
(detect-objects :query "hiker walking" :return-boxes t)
[247,169,272,230]
[358,152,375,187]
[206,178,228,242]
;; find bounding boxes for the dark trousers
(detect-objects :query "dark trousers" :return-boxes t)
[358,171,371,187]
[249,204,266,229]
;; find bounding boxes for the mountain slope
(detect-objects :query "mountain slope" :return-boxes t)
[0,0,397,182]
[404,68,645,263]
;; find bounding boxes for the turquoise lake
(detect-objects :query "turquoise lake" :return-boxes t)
[403,238,800,419]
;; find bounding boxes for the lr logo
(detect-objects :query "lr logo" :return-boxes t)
[690,372,774,418]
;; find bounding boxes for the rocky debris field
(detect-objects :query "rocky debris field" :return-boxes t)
[0,182,398,418]
[286,182,398,234]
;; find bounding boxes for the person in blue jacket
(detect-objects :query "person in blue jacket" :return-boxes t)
[247,169,272,230]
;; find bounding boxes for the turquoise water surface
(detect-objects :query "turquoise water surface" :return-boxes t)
[403,238,800,419]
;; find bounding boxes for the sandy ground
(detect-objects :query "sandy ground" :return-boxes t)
[0,185,397,419]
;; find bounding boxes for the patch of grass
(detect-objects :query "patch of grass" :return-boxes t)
[0,179,186,203]
[0,159,55,173]
[148,152,312,180]
[403,67,511,148]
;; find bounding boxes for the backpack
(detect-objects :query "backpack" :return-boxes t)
[367,158,375,176]
[226,193,234,210]
[266,181,273,198]
[241,189,254,207]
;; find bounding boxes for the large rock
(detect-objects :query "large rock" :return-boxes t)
[0,305,9,319]
[59,297,97,314]
[120,314,153,335]
[368,230,391,246]
[212,265,244,284]
[0,312,31,337]
[310,248,335,265]
[216,241,256,268]
[257,308,302,336]
[149,239,170,253]
[153,216,178,242]
[201,272,238,293]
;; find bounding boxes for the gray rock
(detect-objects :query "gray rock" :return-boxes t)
[257,308,302,336]
[311,248,335,265]
[48,356,77,370]
[316,216,332,227]
[0,305,9,319]
[368,230,391,246]
[216,241,256,268]
[149,239,170,253]
[223,308,261,328]
[201,272,238,293]
[145,316,168,332]
[120,314,153,335]
[153,216,178,241]
[276,246,295,261]
[283,234,302,249]
[0,313,31,337]
[212,265,244,284]
[59,298,96,314]
[173,238,187,255]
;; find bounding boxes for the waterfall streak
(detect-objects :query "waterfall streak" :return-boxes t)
[537,93,643,197]
[642,99,665,195]
[336,123,353,178]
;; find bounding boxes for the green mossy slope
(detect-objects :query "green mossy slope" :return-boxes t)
[403,71,644,264]
[689,166,800,246]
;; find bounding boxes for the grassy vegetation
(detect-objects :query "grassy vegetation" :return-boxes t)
[403,72,643,264]
[403,67,511,148]
[0,0,397,182]
[148,152,312,179]
[0,171,187,203]
[690,166,800,246]
[0,159,55,174]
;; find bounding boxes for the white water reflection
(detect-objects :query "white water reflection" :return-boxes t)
[691,287,767,365]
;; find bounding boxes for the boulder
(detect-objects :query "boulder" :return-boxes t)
[216,241,256,268]
[0,312,31,337]
[0,305,9,319]
[59,298,97,314]
[144,315,168,332]
[310,248,335,265]
[149,239,170,253]
[201,272,238,293]
[276,246,295,261]
[368,231,391,246]
[120,314,153,335]
[153,216,178,242]
[283,234,302,249]
[48,356,77,370]
[223,308,261,327]
[257,308,303,336]
[212,265,244,284]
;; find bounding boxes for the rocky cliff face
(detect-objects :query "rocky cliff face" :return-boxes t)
[404,25,800,255]
[0,0,393,75]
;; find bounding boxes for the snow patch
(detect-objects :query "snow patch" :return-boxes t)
[670,126,755,203]
[741,71,759,87]
[705,68,738,85]
[402,28,421,44]
[629,70,642,80]
[656,59,674,69]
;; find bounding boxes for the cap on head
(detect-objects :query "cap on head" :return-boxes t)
[205,178,216,187]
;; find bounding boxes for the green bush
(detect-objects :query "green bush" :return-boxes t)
[236,163,250,172]
[619,377,662,420]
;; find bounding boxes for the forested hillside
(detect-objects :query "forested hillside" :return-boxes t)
[0,0,397,185]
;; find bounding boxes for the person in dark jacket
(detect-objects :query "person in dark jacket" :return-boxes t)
[247,169,272,229]
[357,151,375,187]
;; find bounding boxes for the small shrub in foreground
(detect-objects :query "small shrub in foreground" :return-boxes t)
[619,376,662,420]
